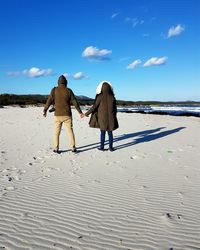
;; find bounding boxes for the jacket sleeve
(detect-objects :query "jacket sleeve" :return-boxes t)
[114,97,117,114]
[85,95,101,116]
[70,90,82,114]
[43,88,55,113]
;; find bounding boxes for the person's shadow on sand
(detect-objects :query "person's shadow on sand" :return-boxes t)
[78,127,186,152]
[114,126,186,150]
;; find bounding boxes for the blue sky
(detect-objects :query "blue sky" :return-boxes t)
[0,0,199,101]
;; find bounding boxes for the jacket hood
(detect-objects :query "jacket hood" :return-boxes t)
[96,81,113,94]
[58,75,67,86]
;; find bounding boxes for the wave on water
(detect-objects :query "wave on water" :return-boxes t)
[117,105,200,117]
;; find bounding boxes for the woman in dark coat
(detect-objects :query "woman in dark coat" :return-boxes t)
[85,81,119,151]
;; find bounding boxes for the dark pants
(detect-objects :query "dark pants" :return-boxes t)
[100,130,113,149]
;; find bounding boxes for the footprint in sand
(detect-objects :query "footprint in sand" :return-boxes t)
[161,213,183,225]
[13,175,20,181]
[4,186,15,191]
[70,167,81,175]
[27,158,46,167]
[177,214,183,220]
[178,191,184,197]
[0,167,22,182]
[0,151,8,162]
[18,169,26,175]
[87,179,101,184]
[105,160,122,167]
[161,213,173,225]
[33,156,46,164]
[130,155,140,160]
[69,171,76,177]
[113,160,121,164]
[41,168,50,173]
[105,162,112,166]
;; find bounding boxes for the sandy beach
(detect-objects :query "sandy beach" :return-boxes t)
[0,106,200,250]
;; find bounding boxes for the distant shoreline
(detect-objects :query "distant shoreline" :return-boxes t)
[0,93,200,106]
[117,109,200,117]
[1,104,200,118]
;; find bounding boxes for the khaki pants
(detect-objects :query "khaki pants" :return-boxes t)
[54,116,75,150]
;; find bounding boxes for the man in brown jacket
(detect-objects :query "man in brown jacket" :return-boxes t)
[43,75,83,153]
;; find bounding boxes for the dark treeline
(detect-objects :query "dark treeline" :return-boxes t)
[0,94,94,106]
[0,94,48,106]
[0,94,200,107]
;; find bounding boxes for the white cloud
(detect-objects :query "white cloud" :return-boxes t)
[126,59,142,70]
[72,72,88,80]
[7,71,20,76]
[168,24,185,38]
[63,72,89,80]
[63,73,70,78]
[111,12,120,19]
[125,17,138,28]
[125,17,144,28]
[143,57,167,67]
[23,67,53,77]
[82,46,112,61]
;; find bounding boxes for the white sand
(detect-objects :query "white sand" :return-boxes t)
[0,106,200,250]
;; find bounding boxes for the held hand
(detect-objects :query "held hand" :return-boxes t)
[80,113,85,118]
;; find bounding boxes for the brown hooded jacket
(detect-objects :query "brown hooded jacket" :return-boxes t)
[85,82,119,131]
[44,75,82,116]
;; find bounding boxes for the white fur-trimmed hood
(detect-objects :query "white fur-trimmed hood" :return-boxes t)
[96,81,113,94]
